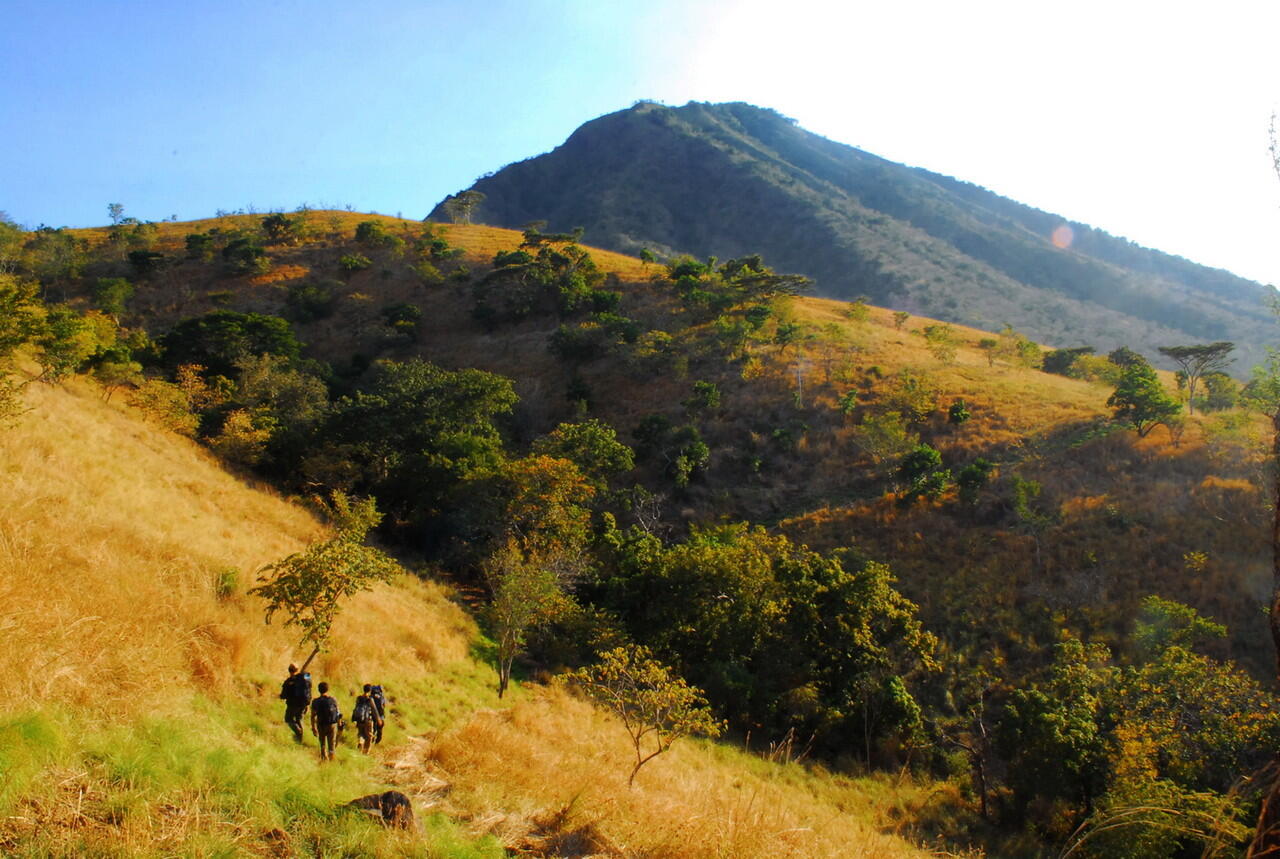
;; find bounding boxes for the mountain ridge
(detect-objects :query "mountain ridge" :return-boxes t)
[434,100,1275,371]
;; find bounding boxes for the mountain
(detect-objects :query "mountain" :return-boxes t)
[432,100,1277,371]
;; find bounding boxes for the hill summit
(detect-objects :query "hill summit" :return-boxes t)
[433,100,1275,370]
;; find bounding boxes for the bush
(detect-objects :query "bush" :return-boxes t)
[338,253,372,273]
[222,238,269,275]
[285,281,336,322]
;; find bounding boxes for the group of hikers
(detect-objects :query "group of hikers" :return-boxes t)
[279,663,386,760]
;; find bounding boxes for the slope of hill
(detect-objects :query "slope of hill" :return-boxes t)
[433,100,1276,371]
[0,364,938,855]
[43,212,1275,677]
[10,209,1275,853]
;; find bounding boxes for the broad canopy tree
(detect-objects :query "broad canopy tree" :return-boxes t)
[1158,341,1234,415]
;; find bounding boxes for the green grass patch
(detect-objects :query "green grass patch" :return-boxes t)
[0,695,507,857]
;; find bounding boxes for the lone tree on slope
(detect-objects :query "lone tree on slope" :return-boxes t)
[567,645,723,787]
[249,493,399,672]
[442,190,486,225]
[1107,361,1181,437]
[1157,341,1234,415]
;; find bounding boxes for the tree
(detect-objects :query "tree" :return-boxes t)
[896,444,951,502]
[92,357,142,402]
[567,644,723,786]
[530,418,635,490]
[473,235,606,323]
[956,458,994,506]
[922,324,958,362]
[33,305,104,382]
[480,454,595,697]
[107,203,124,226]
[484,540,573,699]
[355,220,404,252]
[682,380,720,415]
[882,370,939,423]
[850,411,919,466]
[159,310,300,378]
[1043,346,1096,376]
[91,277,134,318]
[222,237,270,275]
[977,338,998,367]
[261,213,304,245]
[844,297,870,323]
[996,637,1114,819]
[1157,342,1234,415]
[442,190,486,225]
[596,522,936,758]
[249,493,399,671]
[1108,345,1147,368]
[1107,362,1181,437]
[995,325,1042,369]
[312,359,516,543]
[893,310,910,330]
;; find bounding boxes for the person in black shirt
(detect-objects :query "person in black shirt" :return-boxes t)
[279,664,311,743]
[352,684,383,755]
[310,681,341,761]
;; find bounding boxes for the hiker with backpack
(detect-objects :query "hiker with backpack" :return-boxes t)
[279,663,312,743]
[310,681,342,761]
[370,684,386,744]
[352,684,384,755]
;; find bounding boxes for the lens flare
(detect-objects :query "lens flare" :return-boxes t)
[1051,224,1074,249]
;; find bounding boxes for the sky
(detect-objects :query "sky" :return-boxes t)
[3,0,1280,285]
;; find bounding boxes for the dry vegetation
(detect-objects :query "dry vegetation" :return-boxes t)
[0,357,938,856]
[396,688,952,859]
[0,365,471,710]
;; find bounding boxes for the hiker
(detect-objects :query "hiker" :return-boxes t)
[310,681,342,761]
[370,684,386,744]
[352,684,384,755]
[279,663,312,743]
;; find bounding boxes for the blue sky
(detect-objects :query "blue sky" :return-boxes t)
[4,0,1280,286]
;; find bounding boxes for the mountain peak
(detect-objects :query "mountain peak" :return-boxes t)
[432,104,1273,369]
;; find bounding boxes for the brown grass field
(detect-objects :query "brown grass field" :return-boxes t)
[0,353,939,854]
[15,209,1270,853]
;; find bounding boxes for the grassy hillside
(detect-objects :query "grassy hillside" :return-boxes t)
[9,208,1275,853]
[43,210,1275,675]
[0,366,941,855]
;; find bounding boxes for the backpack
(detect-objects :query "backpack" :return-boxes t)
[313,695,340,726]
[353,696,374,724]
[370,685,385,716]
[282,672,312,706]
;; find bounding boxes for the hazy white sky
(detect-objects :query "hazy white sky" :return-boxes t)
[665,1,1280,286]
[3,0,1278,285]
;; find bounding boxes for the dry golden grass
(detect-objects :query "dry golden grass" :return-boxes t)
[0,364,952,857]
[68,211,652,281]
[394,687,939,858]
[0,368,476,714]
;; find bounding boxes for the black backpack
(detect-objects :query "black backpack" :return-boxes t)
[353,696,375,723]
[281,672,312,706]
[370,685,385,716]
[313,695,340,726]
